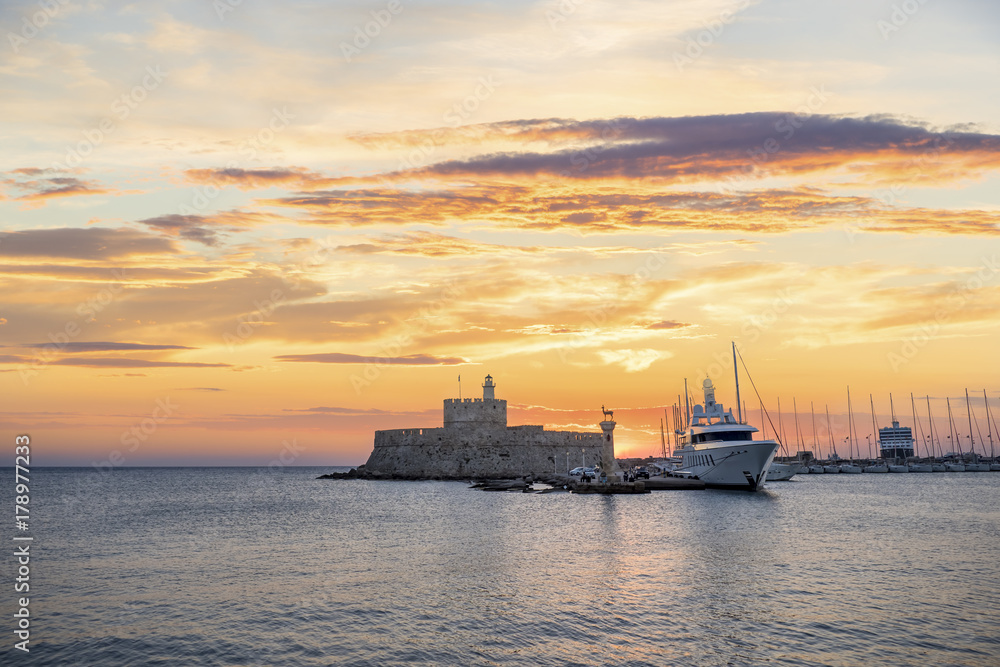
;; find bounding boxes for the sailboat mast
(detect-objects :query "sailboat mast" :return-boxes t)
[910,393,923,458]
[847,386,855,461]
[684,380,690,428]
[777,397,786,457]
[986,389,995,460]
[811,401,818,460]
[869,394,878,460]
[732,342,742,424]
[760,397,767,439]
[947,397,957,455]
[926,395,937,458]
[660,418,666,459]
[793,397,803,454]
[826,404,836,458]
[965,389,976,456]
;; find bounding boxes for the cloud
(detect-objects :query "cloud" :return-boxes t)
[274,352,469,365]
[20,342,196,352]
[49,358,231,368]
[646,320,691,330]
[598,348,665,372]
[0,227,178,259]
[2,173,111,206]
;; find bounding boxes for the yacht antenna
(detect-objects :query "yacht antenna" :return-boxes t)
[732,341,742,424]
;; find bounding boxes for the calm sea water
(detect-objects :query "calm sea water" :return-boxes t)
[4,467,1000,666]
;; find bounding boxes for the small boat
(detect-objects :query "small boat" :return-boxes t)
[808,464,825,474]
[931,462,947,472]
[839,463,862,474]
[908,462,934,473]
[864,462,888,473]
[990,462,1000,472]
[824,464,841,474]
[945,461,966,472]
[966,462,990,472]
[888,464,909,473]
[766,462,797,481]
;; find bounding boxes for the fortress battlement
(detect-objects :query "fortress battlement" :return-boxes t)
[364,374,616,479]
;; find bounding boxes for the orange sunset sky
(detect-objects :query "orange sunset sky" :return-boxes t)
[2,1,999,466]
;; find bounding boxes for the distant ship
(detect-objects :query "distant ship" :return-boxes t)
[672,370,780,491]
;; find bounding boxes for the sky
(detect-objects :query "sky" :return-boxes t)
[2,0,999,466]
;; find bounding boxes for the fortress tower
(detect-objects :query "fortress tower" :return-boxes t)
[443,374,507,428]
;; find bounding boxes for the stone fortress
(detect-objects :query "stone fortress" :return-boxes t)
[361,375,618,479]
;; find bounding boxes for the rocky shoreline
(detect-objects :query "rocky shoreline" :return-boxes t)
[317,467,704,491]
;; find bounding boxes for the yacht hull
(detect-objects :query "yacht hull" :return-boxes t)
[677,441,779,491]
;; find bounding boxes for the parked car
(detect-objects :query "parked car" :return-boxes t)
[635,467,650,479]
[569,467,585,476]
[580,468,598,480]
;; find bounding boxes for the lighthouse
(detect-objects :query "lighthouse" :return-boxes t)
[483,374,496,400]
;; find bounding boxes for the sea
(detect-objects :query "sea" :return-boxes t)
[4,467,1000,666]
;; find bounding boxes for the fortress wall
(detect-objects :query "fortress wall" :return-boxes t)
[442,398,507,427]
[366,425,605,479]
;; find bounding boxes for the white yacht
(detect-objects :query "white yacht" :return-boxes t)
[863,462,889,473]
[673,377,779,491]
[888,464,909,473]
[766,462,797,481]
[908,462,934,473]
